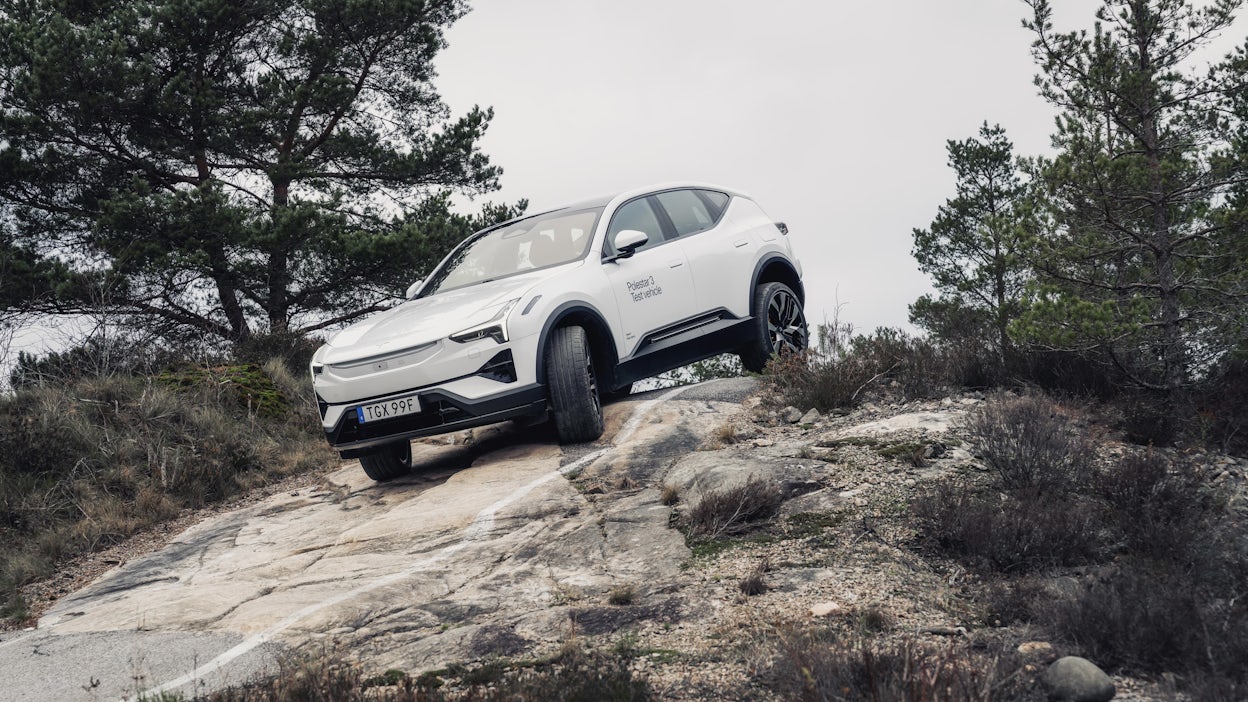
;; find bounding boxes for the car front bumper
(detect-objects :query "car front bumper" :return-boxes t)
[314,332,547,456]
[321,381,548,457]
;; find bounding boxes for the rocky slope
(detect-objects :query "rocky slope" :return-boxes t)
[2,377,1244,700]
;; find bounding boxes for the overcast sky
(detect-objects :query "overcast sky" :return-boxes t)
[7,1,1239,374]
[429,0,1143,334]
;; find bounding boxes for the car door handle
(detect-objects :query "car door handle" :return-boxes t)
[669,260,684,268]
[733,238,749,248]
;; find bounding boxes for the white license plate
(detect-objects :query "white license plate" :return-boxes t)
[356,395,421,423]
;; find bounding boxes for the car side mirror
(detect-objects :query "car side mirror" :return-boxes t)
[405,279,424,300]
[604,230,649,264]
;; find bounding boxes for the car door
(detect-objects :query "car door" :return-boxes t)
[601,196,698,357]
[650,188,752,317]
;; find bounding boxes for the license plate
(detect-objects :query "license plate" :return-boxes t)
[356,395,421,423]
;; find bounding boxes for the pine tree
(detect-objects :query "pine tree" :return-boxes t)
[0,0,517,343]
[911,123,1032,367]
[1017,0,1247,403]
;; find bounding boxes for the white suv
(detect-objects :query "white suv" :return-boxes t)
[311,183,807,480]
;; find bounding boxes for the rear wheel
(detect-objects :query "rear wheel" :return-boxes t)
[545,325,605,443]
[739,282,808,373]
[359,441,413,481]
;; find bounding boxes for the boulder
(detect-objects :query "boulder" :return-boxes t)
[1041,656,1115,702]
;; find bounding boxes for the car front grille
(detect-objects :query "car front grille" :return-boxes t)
[334,395,470,444]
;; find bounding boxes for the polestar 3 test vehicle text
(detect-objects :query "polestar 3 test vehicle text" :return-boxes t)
[311,183,808,480]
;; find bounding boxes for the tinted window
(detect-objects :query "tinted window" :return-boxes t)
[605,197,665,255]
[696,190,730,220]
[654,190,714,237]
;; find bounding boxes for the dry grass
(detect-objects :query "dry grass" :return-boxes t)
[763,624,1032,702]
[607,585,636,606]
[659,484,680,506]
[204,641,650,702]
[738,560,768,596]
[0,362,336,622]
[681,475,782,539]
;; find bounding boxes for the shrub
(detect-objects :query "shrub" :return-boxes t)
[764,625,1028,702]
[849,327,955,399]
[964,393,1093,493]
[912,481,1103,573]
[1093,450,1218,564]
[1038,567,1248,688]
[1115,390,1177,447]
[1193,354,1248,455]
[1020,348,1123,400]
[682,475,782,538]
[763,349,880,413]
[763,322,992,413]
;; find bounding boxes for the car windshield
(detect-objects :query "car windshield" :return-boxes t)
[420,207,603,296]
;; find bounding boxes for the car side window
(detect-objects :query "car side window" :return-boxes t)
[654,189,729,238]
[604,197,665,256]
[696,189,730,220]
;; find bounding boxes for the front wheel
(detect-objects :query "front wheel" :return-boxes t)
[545,325,605,443]
[739,282,808,373]
[359,441,413,481]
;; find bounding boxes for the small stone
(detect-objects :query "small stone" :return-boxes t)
[782,406,804,423]
[799,408,821,424]
[1017,641,1055,658]
[752,438,775,447]
[903,478,916,488]
[810,601,844,617]
[1041,656,1115,702]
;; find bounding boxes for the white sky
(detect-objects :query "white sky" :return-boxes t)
[433,0,1238,334]
[7,1,1240,378]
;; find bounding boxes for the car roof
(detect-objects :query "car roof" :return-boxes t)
[562,181,747,211]
[482,182,748,233]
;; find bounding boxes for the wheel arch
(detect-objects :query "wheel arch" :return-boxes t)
[751,256,805,316]
[535,301,623,391]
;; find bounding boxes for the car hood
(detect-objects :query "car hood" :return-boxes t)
[319,268,565,365]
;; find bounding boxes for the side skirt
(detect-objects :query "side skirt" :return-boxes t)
[613,314,755,386]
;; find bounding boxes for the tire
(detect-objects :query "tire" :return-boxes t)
[545,325,605,443]
[359,440,413,481]
[739,282,809,373]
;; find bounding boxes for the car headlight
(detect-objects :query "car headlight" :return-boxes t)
[450,298,519,344]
